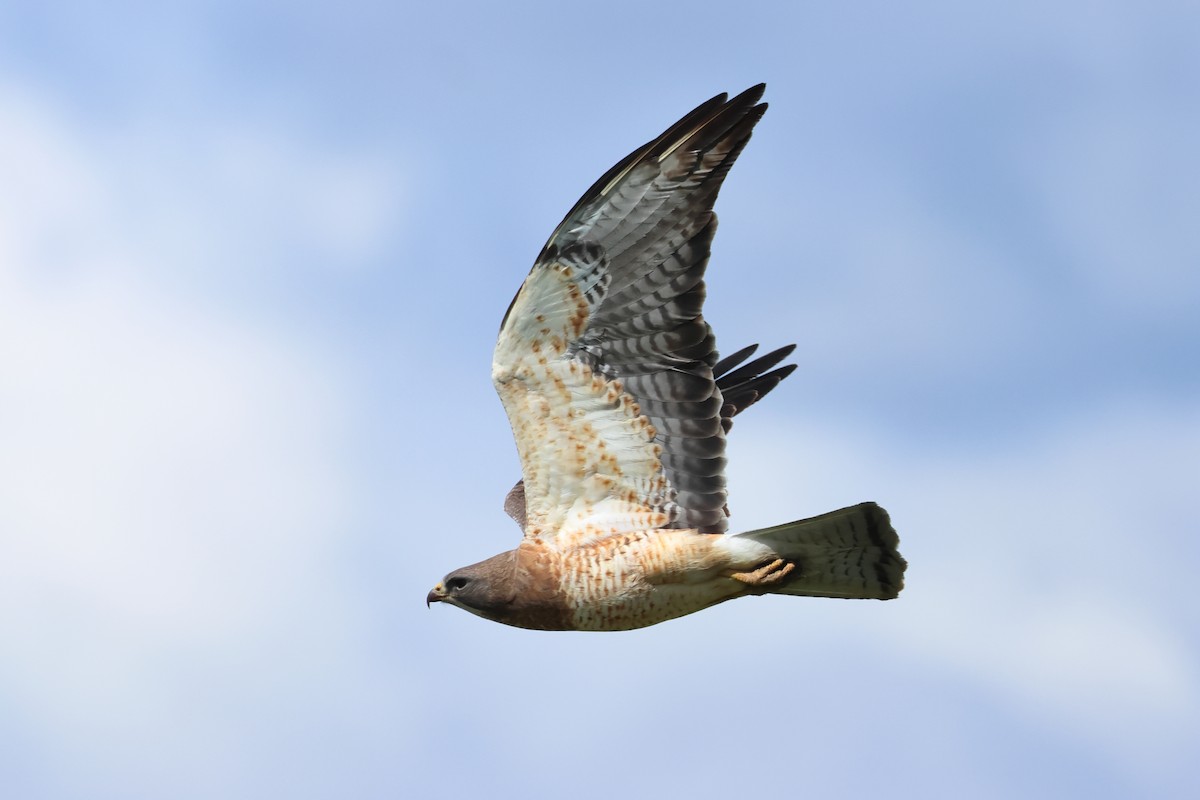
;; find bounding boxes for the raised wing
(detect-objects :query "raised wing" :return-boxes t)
[493,85,769,544]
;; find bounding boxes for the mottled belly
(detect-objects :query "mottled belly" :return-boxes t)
[560,530,745,631]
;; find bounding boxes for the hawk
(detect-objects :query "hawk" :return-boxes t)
[427,84,906,631]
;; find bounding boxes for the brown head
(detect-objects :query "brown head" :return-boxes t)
[426,544,571,630]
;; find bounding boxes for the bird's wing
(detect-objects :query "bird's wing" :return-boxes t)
[501,343,797,530]
[493,85,772,545]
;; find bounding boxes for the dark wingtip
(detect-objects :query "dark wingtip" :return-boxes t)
[716,343,799,418]
[713,344,759,377]
[718,344,797,387]
[732,83,768,107]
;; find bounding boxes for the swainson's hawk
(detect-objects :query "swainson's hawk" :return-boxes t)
[427,84,906,630]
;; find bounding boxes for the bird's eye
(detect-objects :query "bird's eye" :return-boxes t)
[446,576,470,591]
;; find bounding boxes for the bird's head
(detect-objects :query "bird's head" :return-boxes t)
[427,550,520,620]
[427,546,571,629]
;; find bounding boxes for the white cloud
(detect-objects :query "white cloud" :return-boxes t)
[0,79,404,295]
[111,124,405,277]
[0,80,412,798]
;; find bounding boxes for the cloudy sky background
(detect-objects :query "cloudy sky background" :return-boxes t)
[1,1,1197,798]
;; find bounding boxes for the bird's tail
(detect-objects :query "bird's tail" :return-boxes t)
[735,502,906,599]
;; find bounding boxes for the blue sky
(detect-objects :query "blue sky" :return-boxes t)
[1,2,1197,798]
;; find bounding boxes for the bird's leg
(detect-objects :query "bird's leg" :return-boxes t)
[729,558,796,593]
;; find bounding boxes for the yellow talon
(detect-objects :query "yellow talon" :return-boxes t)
[730,558,796,587]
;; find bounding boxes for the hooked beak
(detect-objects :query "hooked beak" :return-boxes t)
[426,583,445,608]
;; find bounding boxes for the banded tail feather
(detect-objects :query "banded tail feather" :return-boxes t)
[737,502,906,600]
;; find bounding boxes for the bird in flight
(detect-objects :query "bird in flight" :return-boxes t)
[427,84,906,631]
